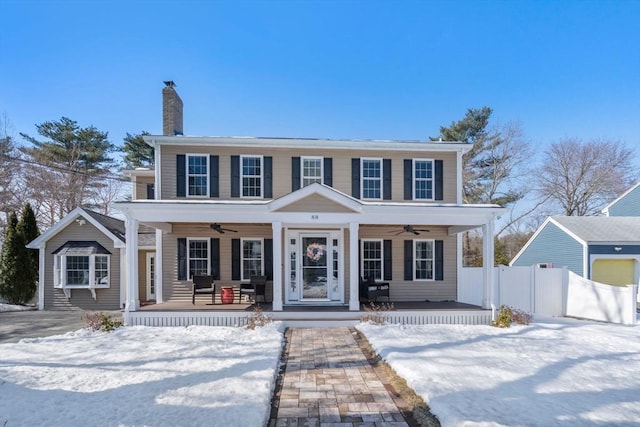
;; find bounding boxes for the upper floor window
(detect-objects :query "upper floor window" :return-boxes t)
[188,238,209,278]
[414,240,434,281]
[242,238,263,281]
[361,239,383,281]
[413,159,434,200]
[187,154,208,197]
[361,158,382,200]
[302,156,323,187]
[241,155,263,198]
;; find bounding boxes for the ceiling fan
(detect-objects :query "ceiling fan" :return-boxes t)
[210,223,238,234]
[392,225,430,235]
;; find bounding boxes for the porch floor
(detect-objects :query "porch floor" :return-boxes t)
[138,300,482,312]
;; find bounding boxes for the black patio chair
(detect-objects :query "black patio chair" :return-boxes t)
[191,275,216,305]
[239,275,267,304]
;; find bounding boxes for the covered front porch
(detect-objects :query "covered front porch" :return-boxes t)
[116,184,506,317]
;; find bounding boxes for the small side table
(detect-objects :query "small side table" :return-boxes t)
[220,287,234,304]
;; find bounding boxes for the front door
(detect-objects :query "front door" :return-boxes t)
[286,231,343,304]
[302,236,329,300]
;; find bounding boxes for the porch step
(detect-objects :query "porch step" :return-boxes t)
[280,319,360,328]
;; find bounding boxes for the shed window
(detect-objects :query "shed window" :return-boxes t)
[52,241,111,288]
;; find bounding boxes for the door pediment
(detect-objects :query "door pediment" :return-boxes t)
[269,183,362,213]
[275,193,358,213]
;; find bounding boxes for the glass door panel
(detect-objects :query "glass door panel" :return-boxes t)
[302,236,328,299]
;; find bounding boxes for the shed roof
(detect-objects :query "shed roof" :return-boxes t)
[84,210,126,242]
[552,216,640,243]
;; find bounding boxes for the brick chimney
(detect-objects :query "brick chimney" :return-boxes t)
[162,81,183,136]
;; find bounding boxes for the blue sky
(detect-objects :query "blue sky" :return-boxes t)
[1,0,639,162]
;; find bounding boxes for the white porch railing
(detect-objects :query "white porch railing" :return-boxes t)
[124,308,492,327]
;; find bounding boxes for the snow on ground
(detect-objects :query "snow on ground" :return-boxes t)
[0,323,284,427]
[0,302,36,312]
[358,317,640,427]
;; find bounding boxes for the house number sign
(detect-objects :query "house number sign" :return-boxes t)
[311,214,319,220]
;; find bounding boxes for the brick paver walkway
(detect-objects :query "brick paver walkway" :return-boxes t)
[269,327,410,426]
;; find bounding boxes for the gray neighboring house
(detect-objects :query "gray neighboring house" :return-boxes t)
[26,208,155,310]
[510,182,640,286]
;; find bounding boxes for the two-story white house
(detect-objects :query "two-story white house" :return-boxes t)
[113,82,506,324]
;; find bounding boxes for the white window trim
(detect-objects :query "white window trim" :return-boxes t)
[241,237,264,282]
[240,154,264,199]
[413,239,435,281]
[360,157,383,201]
[187,237,210,279]
[186,153,209,198]
[301,156,324,187]
[413,158,435,201]
[53,254,111,289]
[360,238,384,281]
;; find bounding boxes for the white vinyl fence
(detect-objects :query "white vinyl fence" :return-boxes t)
[459,266,638,325]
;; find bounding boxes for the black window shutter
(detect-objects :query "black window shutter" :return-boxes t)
[146,183,155,200]
[435,240,444,280]
[323,158,333,187]
[404,240,413,281]
[176,154,186,197]
[177,238,187,280]
[209,155,219,198]
[383,158,392,200]
[292,157,301,191]
[264,156,273,198]
[383,240,392,281]
[264,239,273,280]
[351,158,360,198]
[435,160,444,201]
[404,159,412,200]
[231,238,241,280]
[230,155,240,197]
[210,238,220,280]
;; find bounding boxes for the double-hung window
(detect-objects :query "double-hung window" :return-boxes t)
[361,158,382,200]
[361,239,383,281]
[188,238,209,278]
[414,240,434,281]
[413,159,434,200]
[241,155,263,198]
[302,156,323,187]
[241,238,263,281]
[187,154,208,197]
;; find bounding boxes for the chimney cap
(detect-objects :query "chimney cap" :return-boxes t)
[163,80,176,88]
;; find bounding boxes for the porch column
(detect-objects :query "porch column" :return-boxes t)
[482,218,495,309]
[349,222,360,311]
[37,245,45,310]
[272,221,283,311]
[125,217,140,312]
[155,229,164,303]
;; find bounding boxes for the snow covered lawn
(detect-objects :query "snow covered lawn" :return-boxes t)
[358,317,640,427]
[0,323,284,427]
[0,302,36,312]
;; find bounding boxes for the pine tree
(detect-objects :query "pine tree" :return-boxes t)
[18,203,40,282]
[122,131,153,168]
[0,212,35,304]
[19,117,117,227]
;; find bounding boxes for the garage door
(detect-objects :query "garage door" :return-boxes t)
[592,259,635,286]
